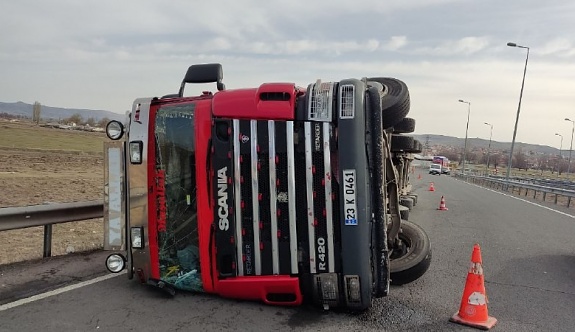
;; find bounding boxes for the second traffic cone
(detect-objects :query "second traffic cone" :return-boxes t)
[428,182,435,191]
[450,244,497,330]
[418,173,422,180]
[437,196,448,211]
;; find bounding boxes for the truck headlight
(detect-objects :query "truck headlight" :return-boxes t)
[131,227,144,249]
[106,121,124,140]
[106,253,126,273]
[129,141,143,164]
[313,273,339,309]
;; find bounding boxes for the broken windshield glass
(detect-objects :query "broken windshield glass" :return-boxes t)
[154,104,202,292]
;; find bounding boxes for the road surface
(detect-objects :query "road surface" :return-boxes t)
[1,172,575,331]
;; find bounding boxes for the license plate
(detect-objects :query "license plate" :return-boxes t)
[343,169,357,225]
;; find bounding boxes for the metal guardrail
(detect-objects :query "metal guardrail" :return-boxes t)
[0,201,104,258]
[487,174,575,191]
[455,174,575,207]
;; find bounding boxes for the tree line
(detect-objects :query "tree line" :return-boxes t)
[62,113,110,128]
[434,146,570,175]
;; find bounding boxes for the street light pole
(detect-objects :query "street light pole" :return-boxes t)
[565,118,575,178]
[505,42,530,183]
[555,133,563,177]
[458,99,471,175]
[484,122,493,174]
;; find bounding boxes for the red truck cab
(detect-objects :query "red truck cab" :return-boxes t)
[103,63,431,311]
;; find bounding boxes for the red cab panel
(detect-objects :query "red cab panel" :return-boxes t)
[212,83,298,120]
[216,276,303,306]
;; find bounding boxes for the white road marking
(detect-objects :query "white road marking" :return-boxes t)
[0,271,125,312]
[465,181,575,219]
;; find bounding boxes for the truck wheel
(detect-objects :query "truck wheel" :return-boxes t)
[393,117,415,134]
[390,221,431,285]
[410,139,423,153]
[407,194,418,206]
[400,197,414,210]
[390,134,414,152]
[368,77,410,128]
[399,205,409,221]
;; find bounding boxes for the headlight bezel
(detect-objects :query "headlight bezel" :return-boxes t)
[105,253,126,273]
[106,120,125,140]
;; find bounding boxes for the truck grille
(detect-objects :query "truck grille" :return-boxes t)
[212,119,340,278]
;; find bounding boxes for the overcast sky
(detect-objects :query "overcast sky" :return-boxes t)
[2,0,575,148]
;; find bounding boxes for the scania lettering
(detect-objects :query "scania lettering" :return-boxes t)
[217,167,229,231]
[103,63,431,311]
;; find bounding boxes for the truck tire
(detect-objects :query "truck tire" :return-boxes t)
[391,134,414,152]
[393,117,415,134]
[411,139,423,153]
[407,194,418,206]
[368,77,410,128]
[390,221,431,285]
[400,197,414,210]
[399,205,409,221]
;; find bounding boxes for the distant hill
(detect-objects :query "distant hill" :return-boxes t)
[0,101,125,122]
[0,101,561,156]
[412,134,560,156]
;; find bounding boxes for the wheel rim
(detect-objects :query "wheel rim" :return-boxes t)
[390,235,411,260]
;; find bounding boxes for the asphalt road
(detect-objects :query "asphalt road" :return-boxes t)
[1,171,575,331]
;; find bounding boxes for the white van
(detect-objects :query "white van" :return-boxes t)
[429,163,442,175]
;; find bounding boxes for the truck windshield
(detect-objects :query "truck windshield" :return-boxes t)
[154,103,202,292]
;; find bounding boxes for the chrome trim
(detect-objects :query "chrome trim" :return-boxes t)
[286,121,299,274]
[127,98,153,276]
[268,121,279,275]
[323,123,335,273]
[304,122,316,273]
[104,142,125,251]
[250,120,262,275]
[233,120,244,276]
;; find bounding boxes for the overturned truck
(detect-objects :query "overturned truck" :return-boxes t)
[103,63,430,311]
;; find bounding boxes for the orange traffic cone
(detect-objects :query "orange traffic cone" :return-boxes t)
[428,182,435,191]
[418,173,422,180]
[450,244,497,330]
[437,196,448,211]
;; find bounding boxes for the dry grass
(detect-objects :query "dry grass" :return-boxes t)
[0,220,104,265]
[0,121,107,154]
[0,120,106,265]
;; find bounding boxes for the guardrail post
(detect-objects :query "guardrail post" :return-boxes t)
[554,194,559,205]
[568,197,572,208]
[543,192,547,202]
[43,224,52,258]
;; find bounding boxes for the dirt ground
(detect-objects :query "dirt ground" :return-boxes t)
[0,125,105,265]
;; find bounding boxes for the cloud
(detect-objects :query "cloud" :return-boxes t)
[414,37,491,56]
[385,36,408,51]
[539,37,575,57]
[2,0,575,149]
